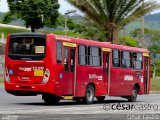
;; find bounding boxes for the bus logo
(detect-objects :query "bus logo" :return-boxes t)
[89,74,103,81]
[19,67,32,72]
[124,75,133,81]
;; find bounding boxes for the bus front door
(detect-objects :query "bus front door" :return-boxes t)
[63,47,76,95]
[103,52,110,95]
[144,57,149,94]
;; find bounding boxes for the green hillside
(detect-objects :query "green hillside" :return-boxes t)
[1,12,160,36]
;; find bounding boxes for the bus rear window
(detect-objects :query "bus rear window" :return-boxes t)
[9,37,46,60]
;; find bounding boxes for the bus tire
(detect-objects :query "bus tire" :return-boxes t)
[128,86,138,102]
[96,96,105,102]
[84,85,95,104]
[42,94,60,105]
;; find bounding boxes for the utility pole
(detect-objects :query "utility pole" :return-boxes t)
[153,52,157,78]
[41,14,44,32]
[64,10,76,36]
[140,0,145,47]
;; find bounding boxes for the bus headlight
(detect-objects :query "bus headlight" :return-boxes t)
[42,68,50,84]
[5,68,10,82]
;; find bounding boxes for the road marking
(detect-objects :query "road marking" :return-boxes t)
[1,104,160,114]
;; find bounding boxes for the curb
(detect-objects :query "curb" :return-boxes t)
[150,91,160,94]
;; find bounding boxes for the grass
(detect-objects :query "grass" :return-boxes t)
[0,26,83,39]
[0,78,4,84]
[0,26,29,38]
[150,78,160,91]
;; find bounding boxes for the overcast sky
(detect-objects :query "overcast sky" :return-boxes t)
[0,0,160,14]
[0,0,77,14]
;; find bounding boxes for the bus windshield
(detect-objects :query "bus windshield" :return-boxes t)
[9,37,46,60]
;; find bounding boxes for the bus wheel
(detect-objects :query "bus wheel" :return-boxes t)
[96,96,105,102]
[42,94,60,105]
[128,86,138,102]
[84,85,95,104]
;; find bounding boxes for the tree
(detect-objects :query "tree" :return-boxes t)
[56,14,76,30]
[1,12,16,24]
[75,21,106,41]
[67,0,160,43]
[118,36,138,47]
[131,28,160,42]
[7,0,59,32]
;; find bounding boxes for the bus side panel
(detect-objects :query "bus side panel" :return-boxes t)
[47,35,63,97]
[109,68,136,96]
[109,68,124,96]
[75,66,106,97]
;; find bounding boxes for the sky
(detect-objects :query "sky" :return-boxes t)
[0,0,77,14]
[0,0,160,14]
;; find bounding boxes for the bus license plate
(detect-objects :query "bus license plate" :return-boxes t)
[34,70,44,76]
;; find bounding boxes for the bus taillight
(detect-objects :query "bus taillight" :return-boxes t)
[5,68,10,82]
[42,68,50,84]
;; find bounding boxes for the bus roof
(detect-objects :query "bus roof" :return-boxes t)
[52,34,149,53]
[10,32,46,38]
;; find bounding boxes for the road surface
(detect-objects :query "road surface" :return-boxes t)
[0,85,160,120]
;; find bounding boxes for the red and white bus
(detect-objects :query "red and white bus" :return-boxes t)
[4,33,150,104]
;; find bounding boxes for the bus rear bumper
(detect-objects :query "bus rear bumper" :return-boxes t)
[4,82,56,96]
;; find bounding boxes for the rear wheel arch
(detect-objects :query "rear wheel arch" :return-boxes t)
[134,83,140,94]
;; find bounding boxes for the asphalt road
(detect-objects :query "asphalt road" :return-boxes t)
[0,85,160,120]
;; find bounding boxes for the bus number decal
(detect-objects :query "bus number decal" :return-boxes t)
[33,67,44,70]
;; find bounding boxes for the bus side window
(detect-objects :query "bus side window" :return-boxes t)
[78,45,87,65]
[70,49,75,72]
[121,51,130,68]
[136,53,143,70]
[112,50,120,67]
[132,53,142,70]
[56,42,62,64]
[89,47,101,66]
[64,48,68,71]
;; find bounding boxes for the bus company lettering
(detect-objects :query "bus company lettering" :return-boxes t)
[124,75,133,81]
[55,36,71,41]
[89,74,103,80]
[19,67,44,72]
[19,67,32,72]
